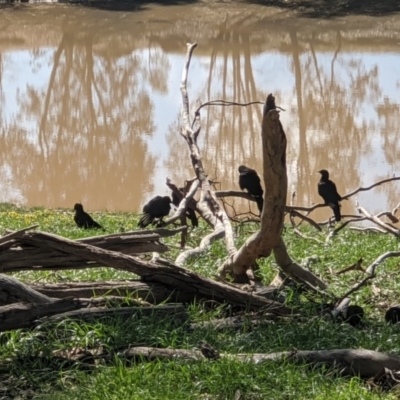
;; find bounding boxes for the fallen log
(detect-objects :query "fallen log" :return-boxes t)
[121,346,400,378]
[30,280,282,305]
[0,230,171,273]
[189,315,277,331]
[38,304,188,328]
[29,280,194,304]
[0,298,88,332]
[0,274,53,305]
[20,231,291,313]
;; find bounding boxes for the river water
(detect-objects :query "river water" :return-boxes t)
[1,3,399,220]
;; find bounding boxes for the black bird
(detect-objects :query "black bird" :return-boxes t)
[138,196,172,228]
[238,165,264,213]
[263,93,278,117]
[73,203,103,229]
[317,169,342,222]
[171,188,198,228]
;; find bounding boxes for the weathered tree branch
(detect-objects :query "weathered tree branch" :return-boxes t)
[0,230,174,273]
[356,202,400,237]
[39,304,188,327]
[29,280,194,304]
[20,231,292,312]
[176,43,236,266]
[0,274,53,305]
[120,346,400,379]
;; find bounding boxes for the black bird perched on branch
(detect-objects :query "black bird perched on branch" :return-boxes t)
[171,188,198,227]
[317,169,342,222]
[263,93,285,117]
[73,203,103,229]
[138,196,172,228]
[238,165,264,213]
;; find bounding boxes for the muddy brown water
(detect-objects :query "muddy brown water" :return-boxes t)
[0,3,399,222]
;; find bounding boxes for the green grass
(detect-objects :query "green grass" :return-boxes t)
[1,203,400,399]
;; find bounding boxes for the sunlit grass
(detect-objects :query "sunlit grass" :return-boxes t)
[1,203,400,399]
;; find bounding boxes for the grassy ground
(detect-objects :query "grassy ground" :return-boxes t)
[1,203,400,399]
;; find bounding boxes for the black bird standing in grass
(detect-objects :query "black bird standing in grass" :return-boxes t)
[138,196,172,228]
[171,188,198,228]
[317,169,342,222]
[73,203,103,229]
[238,165,264,213]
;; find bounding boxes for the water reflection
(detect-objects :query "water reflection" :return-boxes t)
[0,4,399,220]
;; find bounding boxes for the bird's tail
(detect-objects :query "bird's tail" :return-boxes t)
[331,204,341,222]
[187,208,198,227]
[138,213,153,228]
[255,196,264,213]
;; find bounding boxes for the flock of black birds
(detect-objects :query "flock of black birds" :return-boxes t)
[235,166,342,221]
[72,95,341,230]
[73,168,342,231]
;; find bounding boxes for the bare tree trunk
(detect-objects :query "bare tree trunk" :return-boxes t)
[219,109,286,278]
[218,104,326,289]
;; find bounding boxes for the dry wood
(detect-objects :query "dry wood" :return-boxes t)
[0,274,53,305]
[0,298,89,332]
[272,238,327,290]
[0,230,171,273]
[219,109,287,279]
[366,250,400,275]
[356,202,400,237]
[119,346,400,378]
[20,231,291,313]
[177,43,236,267]
[29,280,194,304]
[189,315,277,331]
[39,304,188,327]
[218,107,326,290]
[0,224,39,247]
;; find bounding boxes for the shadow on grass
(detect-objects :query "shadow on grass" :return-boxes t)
[244,0,400,18]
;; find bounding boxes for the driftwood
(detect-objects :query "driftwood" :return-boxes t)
[18,231,291,313]
[174,43,237,268]
[0,229,176,272]
[0,274,53,305]
[39,304,188,327]
[0,299,187,332]
[0,298,89,332]
[29,280,194,304]
[119,346,400,379]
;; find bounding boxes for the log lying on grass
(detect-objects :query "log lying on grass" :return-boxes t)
[0,274,53,305]
[0,229,177,273]
[29,280,281,305]
[39,304,188,327]
[29,280,195,304]
[0,298,89,332]
[122,346,400,378]
[18,231,291,313]
[0,300,188,332]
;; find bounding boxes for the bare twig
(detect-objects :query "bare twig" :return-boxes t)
[356,202,400,237]
[339,273,375,302]
[366,251,400,275]
[342,176,400,200]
